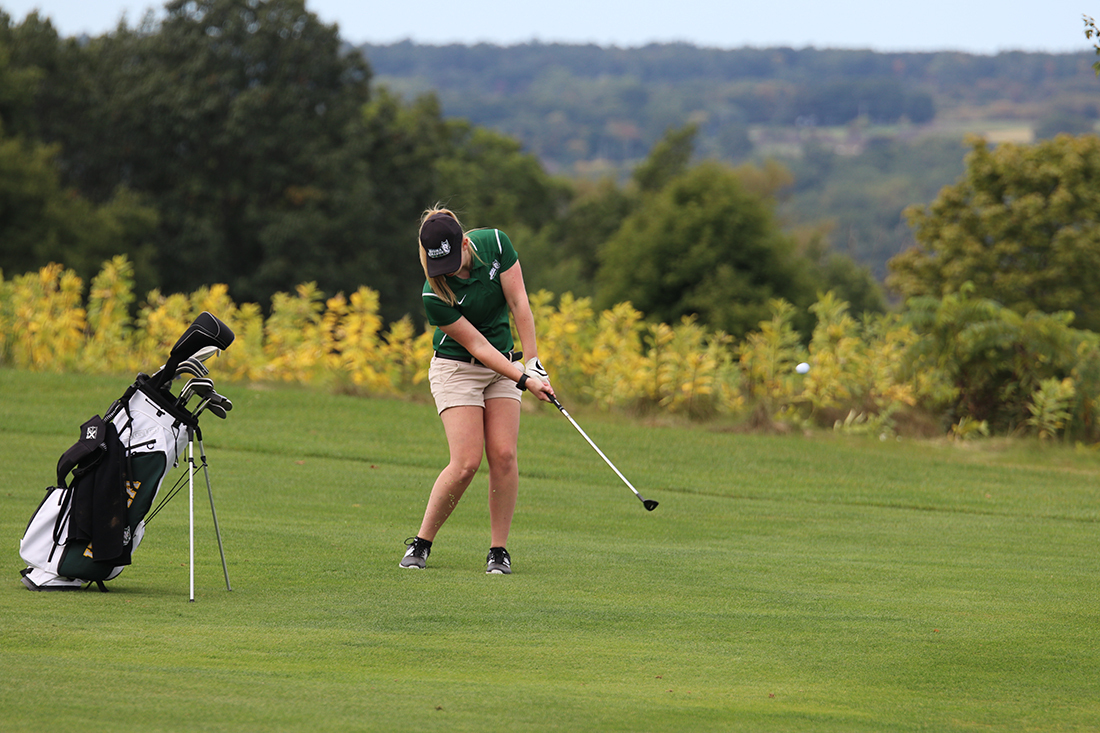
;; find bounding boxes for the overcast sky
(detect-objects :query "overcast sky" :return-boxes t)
[1,0,1095,54]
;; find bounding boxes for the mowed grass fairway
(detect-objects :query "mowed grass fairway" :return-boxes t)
[2,369,1099,732]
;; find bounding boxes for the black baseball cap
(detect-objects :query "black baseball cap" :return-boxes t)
[420,213,464,277]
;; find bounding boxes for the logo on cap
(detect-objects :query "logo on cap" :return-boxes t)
[428,240,451,259]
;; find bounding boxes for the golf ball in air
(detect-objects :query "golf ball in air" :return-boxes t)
[796,362,810,374]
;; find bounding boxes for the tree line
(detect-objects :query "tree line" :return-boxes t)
[0,0,880,336]
[7,1,1100,440]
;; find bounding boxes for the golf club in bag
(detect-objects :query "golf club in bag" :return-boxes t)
[549,396,659,511]
[19,312,236,598]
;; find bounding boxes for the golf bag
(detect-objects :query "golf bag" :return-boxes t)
[19,312,235,592]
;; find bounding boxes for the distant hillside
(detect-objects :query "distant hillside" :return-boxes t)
[359,42,1100,279]
[361,43,1097,168]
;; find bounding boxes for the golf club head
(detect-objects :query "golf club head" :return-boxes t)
[183,377,214,397]
[643,499,659,511]
[174,366,203,384]
[178,377,214,409]
[191,345,221,363]
[208,393,233,412]
[175,357,209,379]
[189,382,216,402]
[174,365,200,381]
[205,402,228,419]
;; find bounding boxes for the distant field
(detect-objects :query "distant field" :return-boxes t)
[1,369,1099,732]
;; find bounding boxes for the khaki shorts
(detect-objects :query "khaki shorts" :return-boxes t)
[428,356,523,413]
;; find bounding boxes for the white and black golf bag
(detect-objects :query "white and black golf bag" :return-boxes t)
[19,312,235,592]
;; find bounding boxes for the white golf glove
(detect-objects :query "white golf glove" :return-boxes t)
[524,356,551,387]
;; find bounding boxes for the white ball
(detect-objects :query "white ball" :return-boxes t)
[796,362,810,374]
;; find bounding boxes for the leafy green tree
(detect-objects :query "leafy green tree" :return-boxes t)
[521,176,635,298]
[903,285,1100,437]
[434,118,572,234]
[597,160,815,338]
[0,31,39,130]
[2,1,406,313]
[0,128,158,286]
[812,239,887,316]
[0,10,97,157]
[888,135,1100,332]
[356,88,452,320]
[632,124,697,193]
[95,0,376,305]
[3,19,157,285]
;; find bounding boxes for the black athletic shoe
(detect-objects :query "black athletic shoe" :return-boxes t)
[486,547,512,575]
[400,536,431,569]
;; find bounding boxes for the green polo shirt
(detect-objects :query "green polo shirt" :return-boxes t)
[422,228,519,359]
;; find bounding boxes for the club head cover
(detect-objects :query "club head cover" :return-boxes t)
[153,312,234,390]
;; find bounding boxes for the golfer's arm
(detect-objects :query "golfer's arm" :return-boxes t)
[438,318,523,383]
[500,262,538,362]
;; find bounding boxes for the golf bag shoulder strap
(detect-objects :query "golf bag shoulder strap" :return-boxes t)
[56,416,108,490]
[104,383,139,424]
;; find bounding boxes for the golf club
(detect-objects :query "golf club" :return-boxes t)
[549,395,658,511]
[195,399,227,419]
[153,346,221,390]
[190,345,221,363]
[193,390,231,419]
[177,377,215,410]
[208,392,232,411]
[177,377,205,402]
[174,356,209,380]
[149,312,233,392]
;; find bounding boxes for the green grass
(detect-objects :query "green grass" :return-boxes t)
[2,368,1099,731]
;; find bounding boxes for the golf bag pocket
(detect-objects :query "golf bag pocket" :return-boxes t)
[113,387,189,463]
[19,415,117,587]
[20,481,130,587]
[19,486,77,580]
[56,451,168,582]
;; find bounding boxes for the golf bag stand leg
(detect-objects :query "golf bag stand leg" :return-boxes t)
[196,427,231,591]
[188,429,195,602]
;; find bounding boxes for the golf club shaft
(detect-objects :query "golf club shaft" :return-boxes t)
[550,396,648,504]
[188,433,195,602]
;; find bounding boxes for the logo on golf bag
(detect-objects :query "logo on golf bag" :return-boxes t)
[85,426,99,440]
[428,240,451,259]
[125,479,142,507]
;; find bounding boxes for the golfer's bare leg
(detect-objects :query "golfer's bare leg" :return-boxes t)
[418,406,485,541]
[484,398,521,548]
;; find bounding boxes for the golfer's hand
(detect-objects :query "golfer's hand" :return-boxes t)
[526,374,555,402]
[525,356,551,388]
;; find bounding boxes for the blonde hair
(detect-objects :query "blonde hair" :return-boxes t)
[418,206,484,306]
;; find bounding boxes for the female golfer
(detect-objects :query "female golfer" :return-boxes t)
[401,207,555,574]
